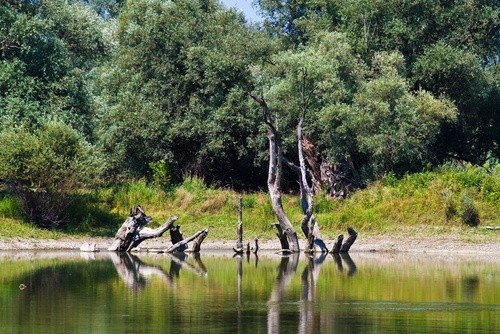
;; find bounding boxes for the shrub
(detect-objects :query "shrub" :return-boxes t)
[0,121,103,227]
[460,194,480,227]
[441,190,457,222]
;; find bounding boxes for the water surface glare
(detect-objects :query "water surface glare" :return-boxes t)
[0,250,498,333]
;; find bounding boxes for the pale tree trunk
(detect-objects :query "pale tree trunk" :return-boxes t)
[250,94,300,253]
[234,194,244,253]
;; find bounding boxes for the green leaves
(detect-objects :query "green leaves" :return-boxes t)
[0,122,103,226]
[96,0,272,185]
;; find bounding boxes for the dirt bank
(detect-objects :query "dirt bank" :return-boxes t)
[1,233,499,254]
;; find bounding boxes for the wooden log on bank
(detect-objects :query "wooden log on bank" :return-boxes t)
[108,206,177,252]
[165,228,209,253]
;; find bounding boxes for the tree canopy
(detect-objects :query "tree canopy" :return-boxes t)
[0,0,498,225]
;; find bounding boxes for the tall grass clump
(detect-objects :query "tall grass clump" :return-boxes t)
[460,194,480,227]
[0,194,23,219]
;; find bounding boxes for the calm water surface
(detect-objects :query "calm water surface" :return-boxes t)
[0,250,498,333]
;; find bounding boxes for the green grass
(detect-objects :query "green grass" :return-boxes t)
[0,163,498,241]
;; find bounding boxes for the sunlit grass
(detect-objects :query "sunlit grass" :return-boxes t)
[0,164,498,242]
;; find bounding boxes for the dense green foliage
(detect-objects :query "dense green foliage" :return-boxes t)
[0,121,102,226]
[0,0,498,227]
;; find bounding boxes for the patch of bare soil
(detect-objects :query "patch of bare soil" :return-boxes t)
[1,232,499,254]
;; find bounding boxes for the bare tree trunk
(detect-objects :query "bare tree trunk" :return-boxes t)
[283,117,328,253]
[250,94,300,253]
[234,194,244,253]
[189,228,209,252]
[340,226,358,252]
[331,226,358,253]
[331,234,344,253]
[108,206,177,252]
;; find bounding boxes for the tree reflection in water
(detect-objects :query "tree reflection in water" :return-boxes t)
[109,252,207,290]
[268,252,357,334]
[109,250,357,332]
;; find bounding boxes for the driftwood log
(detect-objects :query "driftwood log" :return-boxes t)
[108,206,177,252]
[108,206,208,253]
[165,228,209,253]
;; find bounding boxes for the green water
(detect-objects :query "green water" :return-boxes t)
[0,250,498,333]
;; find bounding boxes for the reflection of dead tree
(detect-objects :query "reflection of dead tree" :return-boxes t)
[332,252,357,276]
[109,252,171,290]
[299,253,327,334]
[167,252,207,277]
[267,253,300,333]
[236,255,243,333]
[108,251,208,291]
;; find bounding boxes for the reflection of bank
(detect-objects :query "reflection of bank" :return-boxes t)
[108,252,207,290]
[267,253,357,334]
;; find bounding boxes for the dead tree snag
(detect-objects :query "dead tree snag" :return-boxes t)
[108,206,177,252]
[250,93,300,253]
[234,194,244,254]
[330,226,358,253]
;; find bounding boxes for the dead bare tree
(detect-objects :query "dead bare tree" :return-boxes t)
[250,93,300,253]
[234,194,244,254]
[250,68,357,253]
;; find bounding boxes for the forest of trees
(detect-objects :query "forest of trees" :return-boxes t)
[0,0,498,226]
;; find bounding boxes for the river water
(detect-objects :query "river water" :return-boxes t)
[1,250,498,333]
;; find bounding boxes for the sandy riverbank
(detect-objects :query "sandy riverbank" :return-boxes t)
[1,233,499,254]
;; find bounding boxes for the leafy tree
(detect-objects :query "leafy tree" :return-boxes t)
[0,0,113,137]
[75,0,125,18]
[96,0,274,187]
[413,43,498,163]
[333,52,457,179]
[256,0,339,46]
[0,122,103,227]
[255,33,456,182]
[256,0,499,166]
[255,32,364,153]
